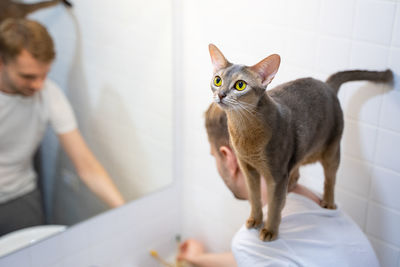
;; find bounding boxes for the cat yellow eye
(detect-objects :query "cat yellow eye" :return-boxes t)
[214,76,222,87]
[235,80,247,91]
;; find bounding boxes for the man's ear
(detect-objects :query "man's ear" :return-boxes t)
[219,146,239,177]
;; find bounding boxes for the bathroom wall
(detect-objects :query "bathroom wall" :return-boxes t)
[180,1,400,266]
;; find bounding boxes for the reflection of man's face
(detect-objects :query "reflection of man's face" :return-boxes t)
[0,50,52,96]
[210,143,247,200]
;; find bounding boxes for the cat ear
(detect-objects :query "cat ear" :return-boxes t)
[250,54,281,87]
[209,44,229,72]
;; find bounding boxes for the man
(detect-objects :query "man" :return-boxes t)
[0,18,124,236]
[177,103,379,267]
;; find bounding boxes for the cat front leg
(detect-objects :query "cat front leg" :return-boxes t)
[239,161,263,229]
[261,175,288,241]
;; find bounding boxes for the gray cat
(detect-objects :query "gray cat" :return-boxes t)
[208,43,393,241]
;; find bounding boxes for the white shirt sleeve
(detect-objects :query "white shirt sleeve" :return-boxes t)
[44,80,77,134]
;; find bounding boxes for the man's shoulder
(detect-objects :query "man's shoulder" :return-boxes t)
[231,225,291,257]
[42,79,62,93]
[231,225,303,266]
[41,79,67,102]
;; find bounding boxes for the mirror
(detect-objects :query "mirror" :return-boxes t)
[38,0,174,222]
[0,0,173,255]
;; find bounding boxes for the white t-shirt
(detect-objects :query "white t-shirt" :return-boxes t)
[232,192,379,267]
[0,79,77,204]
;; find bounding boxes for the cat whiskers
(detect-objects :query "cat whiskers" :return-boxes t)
[222,99,246,124]
[231,99,261,119]
[238,102,261,117]
[224,98,260,123]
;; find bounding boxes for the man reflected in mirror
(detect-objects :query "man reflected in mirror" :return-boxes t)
[0,18,125,236]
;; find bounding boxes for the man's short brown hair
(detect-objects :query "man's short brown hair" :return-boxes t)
[0,18,55,63]
[205,102,230,150]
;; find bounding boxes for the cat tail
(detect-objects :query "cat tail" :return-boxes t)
[326,69,393,94]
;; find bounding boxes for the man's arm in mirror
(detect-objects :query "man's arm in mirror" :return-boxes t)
[58,129,125,208]
[177,239,237,267]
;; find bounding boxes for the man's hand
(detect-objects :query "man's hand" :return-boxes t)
[177,239,205,263]
[177,239,237,267]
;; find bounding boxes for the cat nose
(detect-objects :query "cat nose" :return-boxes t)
[218,92,227,100]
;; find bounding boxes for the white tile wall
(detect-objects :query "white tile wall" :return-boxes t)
[390,49,400,77]
[287,0,320,31]
[343,82,385,125]
[375,129,400,173]
[353,0,396,45]
[180,0,400,266]
[316,36,352,75]
[342,120,379,162]
[370,166,400,210]
[336,156,372,198]
[319,0,356,38]
[286,31,318,70]
[349,42,390,70]
[393,5,400,47]
[380,88,400,132]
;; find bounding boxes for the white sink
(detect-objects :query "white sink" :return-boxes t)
[0,225,66,257]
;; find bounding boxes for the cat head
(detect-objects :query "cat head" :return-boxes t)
[208,44,280,111]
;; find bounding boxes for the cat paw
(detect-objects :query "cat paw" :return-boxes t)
[321,200,337,210]
[246,216,262,229]
[260,228,278,242]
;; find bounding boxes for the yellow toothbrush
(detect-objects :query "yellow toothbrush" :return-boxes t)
[150,250,175,267]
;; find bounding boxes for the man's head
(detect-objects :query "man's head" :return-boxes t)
[0,19,55,96]
[205,103,248,200]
